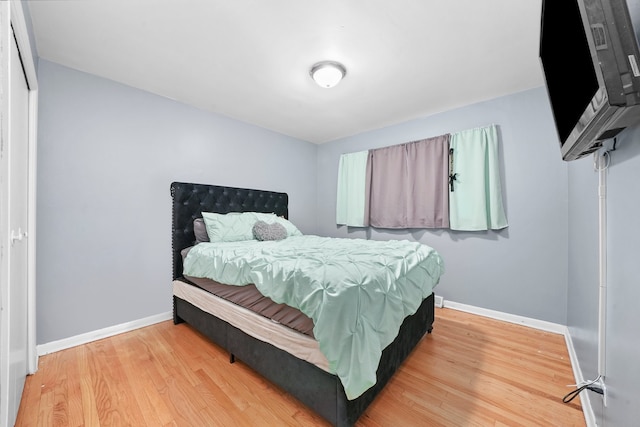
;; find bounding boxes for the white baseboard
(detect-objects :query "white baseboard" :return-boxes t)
[564,332,598,427]
[37,311,173,356]
[434,294,444,308]
[441,298,596,427]
[443,299,567,335]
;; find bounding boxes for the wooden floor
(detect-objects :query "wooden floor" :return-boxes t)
[16,308,585,426]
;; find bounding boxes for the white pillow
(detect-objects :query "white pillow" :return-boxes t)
[271,216,303,237]
[201,211,302,242]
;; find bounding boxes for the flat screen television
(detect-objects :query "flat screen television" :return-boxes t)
[540,0,640,161]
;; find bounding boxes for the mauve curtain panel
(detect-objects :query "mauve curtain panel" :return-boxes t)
[365,134,450,228]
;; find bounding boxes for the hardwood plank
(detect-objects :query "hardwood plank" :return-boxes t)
[86,338,147,426]
[77,345,100,427]
[113,334,167,427]
[16,308,586,426]
[64,347,85,427]
[14,361,40,427]
[193,368,249,426]
[38,388,54,427]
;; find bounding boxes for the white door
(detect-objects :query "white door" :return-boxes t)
[0,26,30,427]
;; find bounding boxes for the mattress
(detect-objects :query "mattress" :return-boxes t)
[183,274,315,337]
[172,279,330,371]
[181,246,315,336]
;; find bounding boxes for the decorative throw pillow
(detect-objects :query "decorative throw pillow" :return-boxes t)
[193,218,210,243]
[252,220,288,241]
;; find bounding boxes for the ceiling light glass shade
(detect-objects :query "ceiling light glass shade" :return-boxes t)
[310,61,346,88]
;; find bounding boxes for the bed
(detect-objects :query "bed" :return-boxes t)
[171,181,443,426]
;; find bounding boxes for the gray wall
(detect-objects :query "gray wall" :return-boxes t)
[567,126,640,425]
[317,87,570,324]
[36,60,317,344]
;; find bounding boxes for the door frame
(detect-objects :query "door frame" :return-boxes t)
[0,0,39,390]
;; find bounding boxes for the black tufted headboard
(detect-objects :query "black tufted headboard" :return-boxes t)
[170,182,289,280]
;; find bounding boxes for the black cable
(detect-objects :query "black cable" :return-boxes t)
[562,383,589,403]
[562,376,601,403]
[587,385,604,395]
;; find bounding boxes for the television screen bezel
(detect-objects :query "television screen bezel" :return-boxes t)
[539,0,640,161]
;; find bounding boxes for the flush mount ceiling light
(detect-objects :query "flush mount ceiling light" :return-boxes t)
[310,61,347,88]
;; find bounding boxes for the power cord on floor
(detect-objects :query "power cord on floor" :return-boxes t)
[562,375,602,403]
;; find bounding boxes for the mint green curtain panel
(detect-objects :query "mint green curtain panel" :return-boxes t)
[449,125,508,230]
[336,150,369,227]
[365,134,450,228]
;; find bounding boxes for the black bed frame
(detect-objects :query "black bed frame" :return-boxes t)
[170,181,435,426]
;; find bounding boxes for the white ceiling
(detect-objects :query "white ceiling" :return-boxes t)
[27,0,545,144]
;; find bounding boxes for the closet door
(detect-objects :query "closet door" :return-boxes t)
[8,24,30,424]
[0,22,30,427]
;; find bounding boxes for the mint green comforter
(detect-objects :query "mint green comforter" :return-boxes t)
[183,235,444,399]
